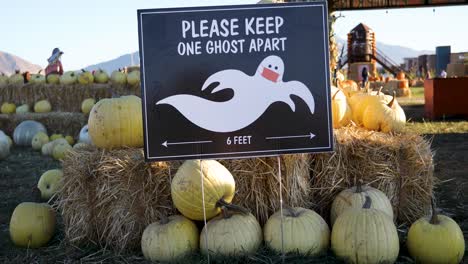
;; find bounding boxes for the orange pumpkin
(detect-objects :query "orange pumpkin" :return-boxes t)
[398,80,409,89]
[396,72,405,80]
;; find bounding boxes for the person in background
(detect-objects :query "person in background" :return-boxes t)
[440,69,447,78]
[45,48,64,76]
[361,66,368,88]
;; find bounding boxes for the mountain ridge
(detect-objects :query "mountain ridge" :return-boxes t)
[0,51,42,75]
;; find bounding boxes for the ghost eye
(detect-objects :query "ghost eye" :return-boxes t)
[274,66,278,70]
[268,64,272,68]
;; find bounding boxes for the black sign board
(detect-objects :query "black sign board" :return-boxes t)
[138,2,333,161]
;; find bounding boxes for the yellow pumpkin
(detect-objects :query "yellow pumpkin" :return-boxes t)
[362,93,406,133]
[331,86,352,128]
[81,98,96,115]
[171,160,235,221]
[52,141,72,160]
[141,215,199,262]
[31,131,50,150]
[9,71,24,85]
[41,138,68,156]
[337,79,359,98]
[330,181,394,226]
[34,100,52,113]
[0,72,8,86]
[64,135,75,145]
[88,95,143,148]
[46,74,60,84]
[331,196,399,264]
[1,102,16,114]
[127,70,140,86]
[264,206,329,255]
[77,70,94,85]
[200,209,262,256]
[407,200,465,264]
[350,88,391,125]
[9,202,56,248]
[49,134,63,141]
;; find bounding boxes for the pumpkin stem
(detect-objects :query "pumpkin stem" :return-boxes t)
[378,86,383,95]
[429,197,440,225]
[355,179,363,193]
[332,90,340,100]
[387,92,396,108]
[81,69,86,73]
[283,204,299,217]
[15,69,20,74]
[363,196,372,209]
[216,199,249,215]
[159,214,169,225]
[221,206,232,219]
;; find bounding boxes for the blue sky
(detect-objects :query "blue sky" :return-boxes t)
[1,0,467,70]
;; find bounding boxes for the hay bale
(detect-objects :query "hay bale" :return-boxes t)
[221,154,311,225]
[56,147,179,251]
[0,83,140,112]
[309,126,434,224]
[0,112,86,137]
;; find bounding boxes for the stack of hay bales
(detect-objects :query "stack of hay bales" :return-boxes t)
[57,127,434,251]
[309,126,434,224]
[0,82,140,139]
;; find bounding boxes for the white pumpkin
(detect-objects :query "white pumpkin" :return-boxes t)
[78,125,92,145]
[13,120,47,146]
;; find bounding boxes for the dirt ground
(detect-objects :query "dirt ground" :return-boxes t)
[0,103,467,263]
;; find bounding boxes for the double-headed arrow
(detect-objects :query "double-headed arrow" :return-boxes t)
[162,140,212,148]
[266,133,315,140]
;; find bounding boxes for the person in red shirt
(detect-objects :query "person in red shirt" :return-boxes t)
[45,48,64,76]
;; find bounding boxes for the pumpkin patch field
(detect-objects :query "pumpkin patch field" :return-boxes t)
[0,79,467,263]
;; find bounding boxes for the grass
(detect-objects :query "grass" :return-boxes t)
[406,120,468,134]
[410,86,424,98]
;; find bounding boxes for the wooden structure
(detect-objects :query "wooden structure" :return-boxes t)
[424,77,468,119]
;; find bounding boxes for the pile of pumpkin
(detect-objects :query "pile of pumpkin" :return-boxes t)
[0,69,140,86]
[1,99,52,114]
[332,81,406,132]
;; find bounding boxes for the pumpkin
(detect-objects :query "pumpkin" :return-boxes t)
[362,92,406,133]
[9,202,56,248]
[37,169,63,200]
[396,71,405,80]
[93,69,109,83]
[330,181,394,226]
[9,70,24,84]
[29,70,46,84]
[200,208,262,256]
[337,79,359,97]
[65,135,74,145]
[78,125,92,145]
[31,131,50,150]
[0,140,9,160]
[0,72,8,86]
[172,160,236,221]
[350,88,391,125]
[49,134,63,141]
[46,74,60,84]
[398,80,409,89]
[77,69,94,85]
[41,138,68,156]
[127,70,140,86]
[34,100,52,113]
[1,102,16,114]
[81,98,96,115]
[331,196,399,264]
[13,120,47,146]
[141,215,199,262]
[111,69,127,85]
[407,199,465,264]
[331,86,352,128]
[16,104,30,113]
[60,71,77,85]
[88,95,143,148]
[264,206,330,255]
[0,130,11,148]
[52,141,72,160]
